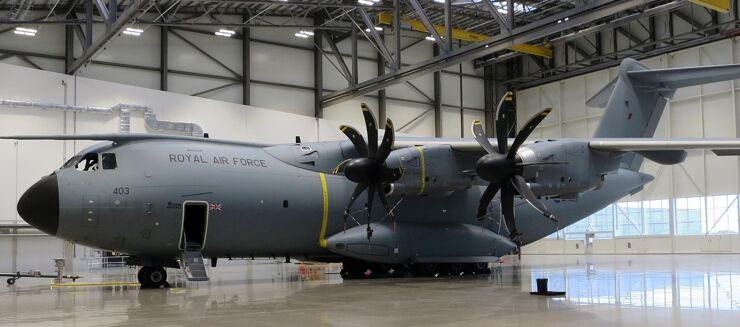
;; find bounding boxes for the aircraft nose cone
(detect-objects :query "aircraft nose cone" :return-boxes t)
[17,173,59,236]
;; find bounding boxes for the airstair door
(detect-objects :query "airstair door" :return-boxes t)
[179,201,209,281]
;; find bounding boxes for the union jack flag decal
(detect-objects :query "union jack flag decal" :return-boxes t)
[210,203,222,211]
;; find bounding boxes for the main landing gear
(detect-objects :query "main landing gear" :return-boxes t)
[340,259,491,279]
[138,266,168,288]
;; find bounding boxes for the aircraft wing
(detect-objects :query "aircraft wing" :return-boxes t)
[589,138,740,156]
[0,133,269,147]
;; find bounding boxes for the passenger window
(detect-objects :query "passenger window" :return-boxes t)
[102,153,117,170]
[76,153,100,172]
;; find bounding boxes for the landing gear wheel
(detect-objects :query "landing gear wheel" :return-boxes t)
[413,263,440,276]
[6,278,15,285]
[138,266,167,288]
[464,262,491,274]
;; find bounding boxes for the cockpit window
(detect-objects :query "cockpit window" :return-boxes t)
[61,155,81,169]
[76,153,99,172]
[102,153,117,170]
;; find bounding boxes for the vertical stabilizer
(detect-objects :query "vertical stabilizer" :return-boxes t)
[591,58,740,170]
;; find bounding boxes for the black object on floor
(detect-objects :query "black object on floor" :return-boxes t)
[530,278,566,296]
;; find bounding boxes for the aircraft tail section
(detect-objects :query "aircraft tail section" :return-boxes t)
[591,58,740,170]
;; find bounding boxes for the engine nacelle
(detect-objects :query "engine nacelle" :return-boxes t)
[516,140,616,197]
[383,145,474,196]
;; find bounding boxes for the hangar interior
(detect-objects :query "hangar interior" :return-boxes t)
[3,0,740,325]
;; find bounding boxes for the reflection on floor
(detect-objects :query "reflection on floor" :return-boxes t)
[2,255,740,326]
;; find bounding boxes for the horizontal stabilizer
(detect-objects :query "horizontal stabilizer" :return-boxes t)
[627,63,740,89]
[590,138,740,152]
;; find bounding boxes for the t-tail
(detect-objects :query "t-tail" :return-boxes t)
[590,58,740,170]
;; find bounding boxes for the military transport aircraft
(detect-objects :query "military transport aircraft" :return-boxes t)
[7,58,740,288]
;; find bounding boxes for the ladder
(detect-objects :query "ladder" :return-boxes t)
[180,242,209,281]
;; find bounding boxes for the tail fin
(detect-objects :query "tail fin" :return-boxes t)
[591,58,740,170]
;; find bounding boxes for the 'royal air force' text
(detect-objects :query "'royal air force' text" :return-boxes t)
[168,153,268,168]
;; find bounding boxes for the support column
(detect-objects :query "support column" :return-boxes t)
[393,0,401,70]
[378,33,387,124]
[65,25,74,74]
[433,44,442,137]
[160,26,168,91]
[484,64,495,136]
[242,26,251,105]
[314,16,324,118]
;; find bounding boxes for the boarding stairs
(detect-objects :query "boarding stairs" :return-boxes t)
[180,242,209,281]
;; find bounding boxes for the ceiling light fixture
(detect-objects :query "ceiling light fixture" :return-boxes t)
[215,28,236,37]
[123,26,143,36]
[14,27,37,37]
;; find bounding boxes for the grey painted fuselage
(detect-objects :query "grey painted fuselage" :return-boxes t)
[52,138,649,262]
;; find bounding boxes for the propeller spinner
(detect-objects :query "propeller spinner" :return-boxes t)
[472,92,557,240]
[334,104,403,240]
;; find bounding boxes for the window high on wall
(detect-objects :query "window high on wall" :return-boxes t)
[546,194,740,240]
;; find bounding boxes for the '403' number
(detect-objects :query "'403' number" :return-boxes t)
[113,187,130,195]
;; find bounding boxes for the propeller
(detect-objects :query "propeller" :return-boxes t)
[334,104,403,240]
[471,92,557,240]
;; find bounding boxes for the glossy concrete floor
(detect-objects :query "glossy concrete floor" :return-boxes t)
[3,255,740,326]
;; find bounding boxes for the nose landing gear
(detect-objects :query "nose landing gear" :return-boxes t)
[138,266,168,288]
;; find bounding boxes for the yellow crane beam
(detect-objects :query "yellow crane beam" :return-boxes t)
[377,12,552,58]
[688,0,731,13]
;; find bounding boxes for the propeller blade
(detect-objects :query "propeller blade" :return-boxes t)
[471,120,495,154]
[340,125,368,157]
[495,91,513,155]
[361,103,378,158]
[477,181,502,219]
[501,182,517,237]
[511,175,557,222]
[366,183,376,239]
[508,107,552,159]
[343,183,368,222]
[380,166,404,182]
[376,118,395,162]
[333,159,352,174]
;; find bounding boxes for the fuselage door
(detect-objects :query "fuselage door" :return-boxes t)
[179,201,209,251]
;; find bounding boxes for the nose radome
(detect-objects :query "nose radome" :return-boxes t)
[17,173,59,236]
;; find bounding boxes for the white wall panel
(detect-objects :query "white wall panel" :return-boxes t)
[251,42,313,88]
[250,84,313,117]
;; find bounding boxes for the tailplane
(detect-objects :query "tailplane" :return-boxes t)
[591,58,740,170]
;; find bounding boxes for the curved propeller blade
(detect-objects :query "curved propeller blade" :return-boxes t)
[477,181,501,219]
[340,125,368,157]
[333,159,352,175]
[501,182,516,237]
[495,91,514,155]
[376,118,395,162]
[361,103,378,158]
[471,120,496,154]
[511,175,556,222]
[343,183,368,222]
[508,107,552,159]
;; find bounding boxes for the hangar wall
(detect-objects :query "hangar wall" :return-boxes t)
[0,61,359,272]
[521,38,740,255]
[0,16,485,138]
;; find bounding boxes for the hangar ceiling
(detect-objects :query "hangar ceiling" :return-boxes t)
[0,0,738,121]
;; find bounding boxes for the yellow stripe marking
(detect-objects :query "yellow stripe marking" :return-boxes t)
[318,173,329,248]
[415,146,426,195]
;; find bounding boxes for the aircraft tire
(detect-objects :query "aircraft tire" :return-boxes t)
[138,266,167,288]
[7,278,15,285]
